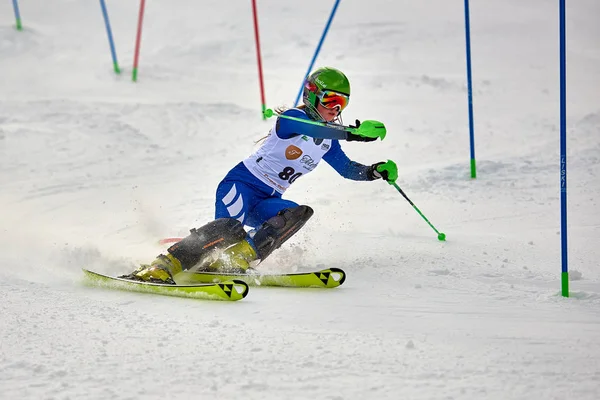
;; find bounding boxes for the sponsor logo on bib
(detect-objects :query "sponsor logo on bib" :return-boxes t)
[285,145,303,160]
[300,154,318,170]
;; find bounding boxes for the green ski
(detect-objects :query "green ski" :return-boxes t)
[82,269,249,301]
[175,267,346,288]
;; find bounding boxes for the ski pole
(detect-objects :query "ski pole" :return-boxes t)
[391,182,446,241]
[263,108,386,140]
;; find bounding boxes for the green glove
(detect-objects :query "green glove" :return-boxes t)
[368,160,398,184]
[353,120,386,140]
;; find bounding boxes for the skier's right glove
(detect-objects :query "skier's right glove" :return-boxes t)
[367,160,398,184]
[346,119,387,142]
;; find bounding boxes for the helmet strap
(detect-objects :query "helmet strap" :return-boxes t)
[308,104,344,125]
[305,103,324,122]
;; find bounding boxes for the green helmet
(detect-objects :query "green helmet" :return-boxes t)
[302,67,350,120]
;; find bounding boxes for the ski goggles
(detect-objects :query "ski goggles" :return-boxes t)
[318,90,350,111]
[305,81,350,111]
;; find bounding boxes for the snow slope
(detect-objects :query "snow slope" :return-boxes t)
[1,1,599,399]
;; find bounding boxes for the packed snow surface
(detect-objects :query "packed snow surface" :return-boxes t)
[1,1,599,399]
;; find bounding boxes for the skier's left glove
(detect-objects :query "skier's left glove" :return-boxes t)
[367,160,398,184]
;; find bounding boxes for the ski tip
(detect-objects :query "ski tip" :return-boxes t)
[328,267,346,286]
[315,267,346,288]
[217,279,250,300]
[232,279,250,299]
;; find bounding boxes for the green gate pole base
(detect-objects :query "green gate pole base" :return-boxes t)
[561,272,569,297]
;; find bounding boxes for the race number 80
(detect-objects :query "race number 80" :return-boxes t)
[278,167,302,184]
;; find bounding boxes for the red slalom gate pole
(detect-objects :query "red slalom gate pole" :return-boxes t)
[251,0,267,119]
[158,238,183,245]
[132,0,146,82]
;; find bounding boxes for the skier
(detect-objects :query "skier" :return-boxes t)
[123,67,398,284]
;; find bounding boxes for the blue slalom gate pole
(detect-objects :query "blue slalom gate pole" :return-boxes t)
[559,0,569,297]
[12,0,23,30]
[463,0,476,178]
[293,0,341,106]
[99,0,121,74]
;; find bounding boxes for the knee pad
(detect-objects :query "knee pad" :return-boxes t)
[250,205,314,260]
[168,218,246,270]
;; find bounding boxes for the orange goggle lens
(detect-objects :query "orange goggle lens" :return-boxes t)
[319,90,349,111]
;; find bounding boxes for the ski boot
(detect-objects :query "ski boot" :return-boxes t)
[251,205,313,260]
[120,253,182,285]
[121,218,248,282]
[208,205,314,273]
[208,240,258,273]
[168,218,247,269]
